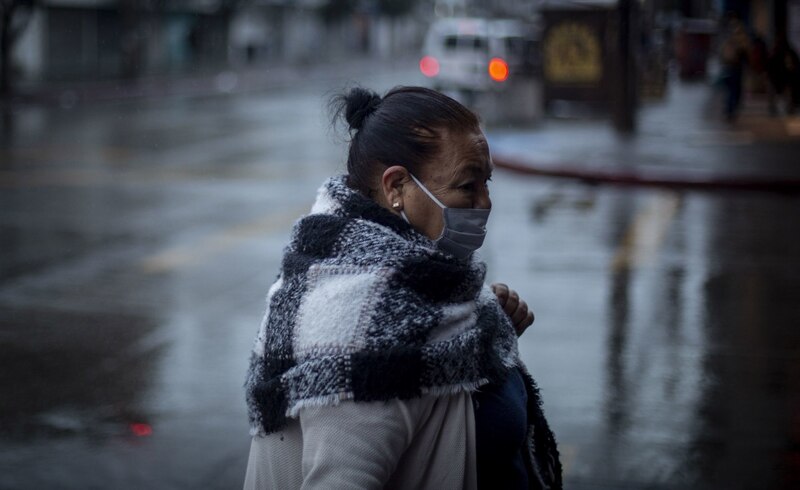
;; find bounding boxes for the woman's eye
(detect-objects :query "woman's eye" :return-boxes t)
[458,176,490,192]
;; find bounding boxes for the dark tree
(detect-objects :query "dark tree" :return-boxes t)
[119,0,149,80]
[317,0,357,25]
[377,0,416,18]
[118,0,250,79]
[0,0,36,96]
[376,0,417,56]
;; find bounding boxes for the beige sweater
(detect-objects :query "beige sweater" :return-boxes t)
[243,391,477,489]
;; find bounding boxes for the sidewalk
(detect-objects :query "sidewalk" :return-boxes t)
[489,79,800,193]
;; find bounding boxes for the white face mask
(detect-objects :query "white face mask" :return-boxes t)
[400,173,491,260]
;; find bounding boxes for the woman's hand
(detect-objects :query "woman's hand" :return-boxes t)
[490,283,534,337]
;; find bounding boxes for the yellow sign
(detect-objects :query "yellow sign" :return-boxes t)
[544,22,602,84]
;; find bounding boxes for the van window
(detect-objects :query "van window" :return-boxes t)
[443,35,487,51]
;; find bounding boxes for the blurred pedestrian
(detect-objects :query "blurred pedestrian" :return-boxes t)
[243,86,562,489]
[718,13,750,122]
[767,33,800,115]
[749,35,769,94]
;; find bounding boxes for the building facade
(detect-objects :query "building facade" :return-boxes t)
[11,0,428,84]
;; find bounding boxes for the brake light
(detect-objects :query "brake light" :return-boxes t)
[420,56,440,77]
[130,423,152,437]
[488,58,509,82]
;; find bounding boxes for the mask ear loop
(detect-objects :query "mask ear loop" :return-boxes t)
[406,173,450,242]
[408,173,446,209]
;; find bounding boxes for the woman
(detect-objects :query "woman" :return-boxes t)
[244,86,561,489]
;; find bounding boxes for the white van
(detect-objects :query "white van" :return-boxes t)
[420,17,541,95]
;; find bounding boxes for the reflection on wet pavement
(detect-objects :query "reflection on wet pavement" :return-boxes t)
[1,307,162,440]
[488,178,800,489]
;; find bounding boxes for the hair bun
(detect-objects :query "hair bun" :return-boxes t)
[344,88,381,131]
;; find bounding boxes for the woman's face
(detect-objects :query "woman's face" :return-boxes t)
[400,128,493,240]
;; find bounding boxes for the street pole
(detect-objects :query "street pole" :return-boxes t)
[613,0,637,133]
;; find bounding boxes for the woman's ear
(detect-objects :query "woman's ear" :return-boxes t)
[381,166,409,211]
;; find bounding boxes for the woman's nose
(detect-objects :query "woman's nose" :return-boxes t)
[475,189,492,210]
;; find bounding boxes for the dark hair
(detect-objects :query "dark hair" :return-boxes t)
[329,86,480,195]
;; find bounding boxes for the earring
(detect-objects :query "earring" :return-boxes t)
[392,202,400,209]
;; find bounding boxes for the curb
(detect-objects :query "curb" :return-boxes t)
[493,155,800,194]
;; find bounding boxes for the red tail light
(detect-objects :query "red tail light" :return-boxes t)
[488,58,509,82]
[130,423,152,437]
[420,56,440,77]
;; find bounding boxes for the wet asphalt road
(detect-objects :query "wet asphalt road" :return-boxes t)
[1,65,800,489]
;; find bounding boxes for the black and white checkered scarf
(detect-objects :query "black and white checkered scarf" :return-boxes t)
[245,174,520,428]
[245,176,561,488]
[245,176,561,487]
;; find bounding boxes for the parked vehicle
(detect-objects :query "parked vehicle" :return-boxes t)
[420,17,542,96]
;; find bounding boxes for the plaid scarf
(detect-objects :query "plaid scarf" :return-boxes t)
[244,176,561,488]
[245,174,520,431]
